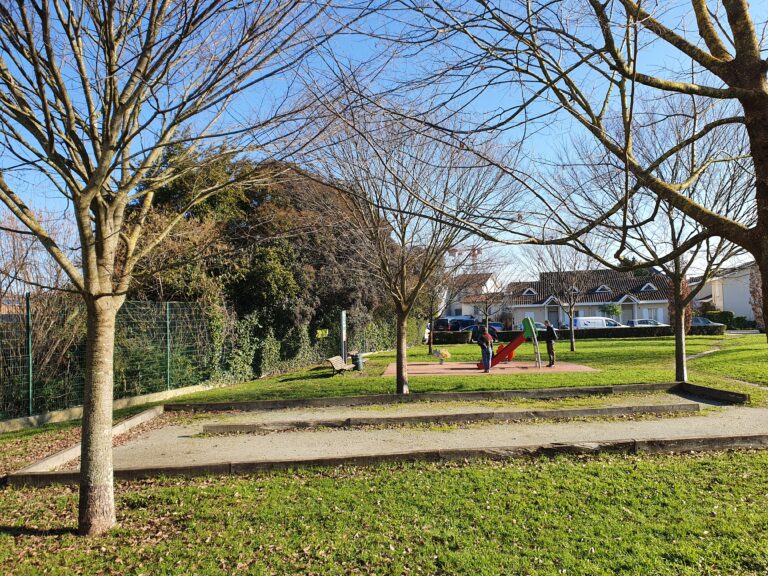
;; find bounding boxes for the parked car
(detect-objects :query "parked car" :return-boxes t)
[433,316,477,331]
[488,322,504,332]
[518,320,545,331]
[462,324,498,342]
[627,318,670,327]
[571,317,626,329]
[515,322,547,332]
[691,316,725,327]
[450,318,478,331]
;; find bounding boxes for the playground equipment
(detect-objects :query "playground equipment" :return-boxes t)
[476,317,542,369]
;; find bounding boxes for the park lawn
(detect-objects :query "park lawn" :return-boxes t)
[0,405,161,477]
[178,335,757,404]
[689,334,768,386]
[1,451,768,575]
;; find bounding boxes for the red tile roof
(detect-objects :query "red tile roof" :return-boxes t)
[505,270,673,305]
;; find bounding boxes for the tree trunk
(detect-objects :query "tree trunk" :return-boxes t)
[742,97,768,343]
[673,288,688,383]
[568,308,576,352]
[78,295,123,536]
[760,256,768,344]
[396,309,409,395]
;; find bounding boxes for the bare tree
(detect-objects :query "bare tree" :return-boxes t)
[390,0,768,339]
[526,244,602,352]
[0,0,357,535]
[554,95,750,380]
[314,112,513,393]
[420,246,481,354]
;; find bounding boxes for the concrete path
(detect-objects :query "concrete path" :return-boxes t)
[199,392,699,426]
[110,400,768,470]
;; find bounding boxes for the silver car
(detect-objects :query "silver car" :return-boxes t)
[627,318,670,327]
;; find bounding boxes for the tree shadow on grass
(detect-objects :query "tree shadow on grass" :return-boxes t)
[278,368,335,383]
[0,525,77,537]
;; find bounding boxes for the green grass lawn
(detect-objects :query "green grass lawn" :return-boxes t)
[2,452,768,575]
[2,335,768,574]
[177,334,765,405]
[689,334,768,385]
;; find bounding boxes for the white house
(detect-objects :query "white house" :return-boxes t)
[504,269,673,327]
[444,273,504,317]
[691,262,755,320]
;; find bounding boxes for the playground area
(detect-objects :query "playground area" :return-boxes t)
[382,360,596,376]
[401,318,589,376]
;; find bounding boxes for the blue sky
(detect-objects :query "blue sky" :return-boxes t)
[4,0,768,273]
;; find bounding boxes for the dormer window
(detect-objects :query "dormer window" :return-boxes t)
[569,286,579,293]
[594,285,611,293]
[640,282,658,292]
[522,287,537,296]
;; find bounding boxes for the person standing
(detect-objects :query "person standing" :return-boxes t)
[544,319,558,367]
[478,326,494,373]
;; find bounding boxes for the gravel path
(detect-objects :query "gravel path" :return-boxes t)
[108,397,768,470]
[201,392,700,426]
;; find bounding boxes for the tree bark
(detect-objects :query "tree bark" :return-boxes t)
[78,295,123,536]
[396,309,409,394]
[759,255,768,344]
[741,97,768,345]
[568,307,576,352]
[672,283,688,383]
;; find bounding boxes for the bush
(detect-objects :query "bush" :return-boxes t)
[731,316,757,330]
[254,329,282,378]
[557,326,673,339]
[705,310,735,328]
[432,331,473,344]
[224,313,261,382]
[688,324,727,336]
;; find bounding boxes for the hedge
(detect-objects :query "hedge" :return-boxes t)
[431,331,473,344]
[704,311,735,327]
[688,325,727,336]
[494,325,725,341]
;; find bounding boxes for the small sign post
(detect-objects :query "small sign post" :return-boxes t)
[340,310,348,361]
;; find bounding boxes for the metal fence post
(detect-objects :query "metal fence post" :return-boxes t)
[165,302,171,390]
[26,292,33,416]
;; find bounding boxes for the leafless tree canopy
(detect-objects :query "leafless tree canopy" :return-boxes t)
[0,0,365,536]
[0,0,348,296]
[377,0,768,339]
[310,108,517,392]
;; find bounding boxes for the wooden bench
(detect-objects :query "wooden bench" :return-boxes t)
[327,355,354,375]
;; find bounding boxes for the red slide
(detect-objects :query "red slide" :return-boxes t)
[476,333,526,369]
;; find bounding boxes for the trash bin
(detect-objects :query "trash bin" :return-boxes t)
[351,352,364,371]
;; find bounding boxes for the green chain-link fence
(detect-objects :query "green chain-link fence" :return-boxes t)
[0,296,212,420]
[0,291,429,421]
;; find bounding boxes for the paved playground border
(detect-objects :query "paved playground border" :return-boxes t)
[7,433,768,488]
[201,403,701,433]
[166,382,749,413]
[2,382,750,488]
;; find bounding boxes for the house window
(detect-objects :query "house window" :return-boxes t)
[640,283,658,292]
[522,287,537,296]
[595,284,611,293]
[454,308,462,316]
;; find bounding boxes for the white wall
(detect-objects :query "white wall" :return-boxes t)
[721,270,753,319]
[639,304,666,323]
